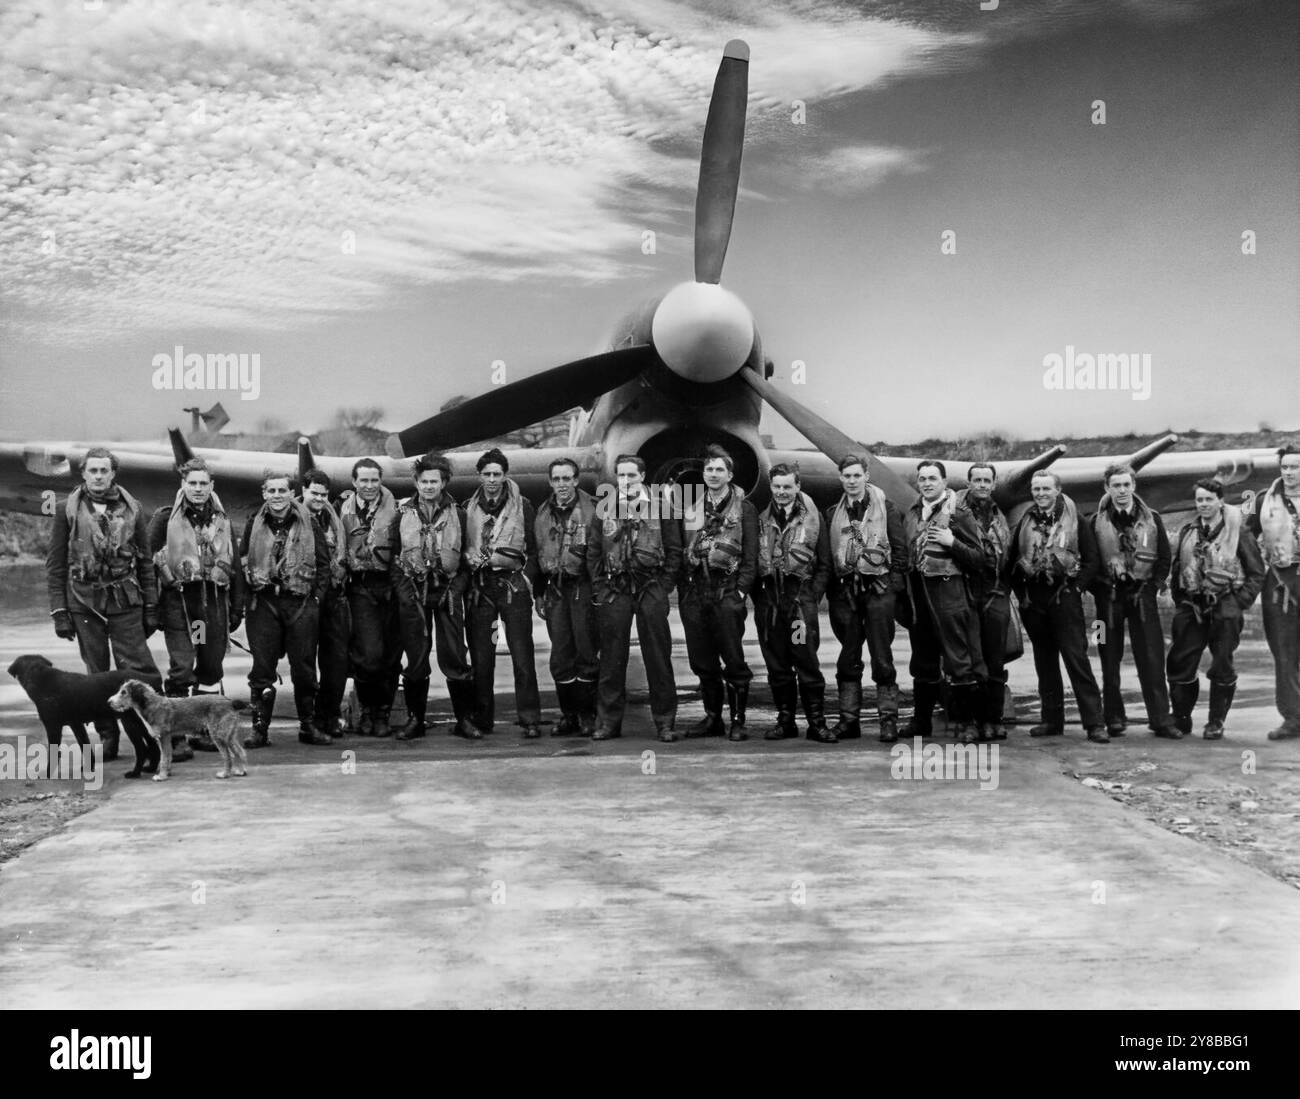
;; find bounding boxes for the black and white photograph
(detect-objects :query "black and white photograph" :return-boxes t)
[0,0,1296,1049]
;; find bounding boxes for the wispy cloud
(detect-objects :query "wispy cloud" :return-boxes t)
[0,0,1238,343]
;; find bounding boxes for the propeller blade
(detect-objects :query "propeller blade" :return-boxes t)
[167,428,195,469]
[737,369,915,505]
[694,40,749,285]
[387,345,656,458]
[1125,433,1179,473]
[997,444,1067,507]
[297,437,316,483]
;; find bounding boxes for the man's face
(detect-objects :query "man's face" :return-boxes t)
[615,462,643,496]
[703,458,731,493]
[182,471,212,506]
[263,478,293,515]
[968,468,995,501]
[839,463,867,499]
[1281,454,1300,491]
[917,466,945,502]
[479,463,505,496]
[416,469,445,503]
[1107,474,1135,510]
[549,465,577,505]
[303,481,329,513]
[1031,475,1060,510]
[1194,487,1222,521]
[770,474,799,509]
[82,457,115,493]
[353,467,382,502]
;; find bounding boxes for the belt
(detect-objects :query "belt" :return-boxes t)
[258,583,308,599]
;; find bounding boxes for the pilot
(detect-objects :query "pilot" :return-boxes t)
[463,448,542,738]
[300,470,351,740]
[534,457,599,738]
[818,453,907,743]
[46,446,163,762]
[680,444,759,742]
[900,460,986,743]
[339,458,400,736]
[146,457,238,755]
[1008,470,1106,742]
[755,463,834,742]
[233,472,333,747]
[1089,464,1179,739]
[386,453,478,740]
[586,454,681,741]
[1244,444,1300,740]
[1166,478,1265,738]
[952,462,1014,741]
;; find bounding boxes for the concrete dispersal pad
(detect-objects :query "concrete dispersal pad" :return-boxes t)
[1,745,1296,1009]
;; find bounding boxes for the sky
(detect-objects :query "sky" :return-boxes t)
[1,0,1296,448]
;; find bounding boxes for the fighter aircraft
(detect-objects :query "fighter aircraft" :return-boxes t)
[0,41,1283,527]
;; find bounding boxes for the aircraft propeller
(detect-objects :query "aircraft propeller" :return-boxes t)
[386,38,908,503]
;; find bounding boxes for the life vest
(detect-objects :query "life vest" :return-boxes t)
[1017,495,1081,580]
[339,485,398,573]
[153,489,234,589]
[759,492,821,581]
[536,490,595,579]
[245,501,317,595]
[395,495,463,580]
[827,485,890,578]
[597,489,666,577]
[954,488,1011,575]
[1093,494,1160,581]
[904,489,963,578]
[465,479,527,571]
[1177,505,1244,597]
[686,486,746,575]
[309,499,348,587]
[1251,479,1300,569]
[64,485,144,587]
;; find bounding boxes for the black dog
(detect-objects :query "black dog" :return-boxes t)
[7,655,162,779]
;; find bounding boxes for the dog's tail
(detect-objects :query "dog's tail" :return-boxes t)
[231,700,251,712]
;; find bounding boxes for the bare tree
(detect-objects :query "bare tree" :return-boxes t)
[332,407,386,431]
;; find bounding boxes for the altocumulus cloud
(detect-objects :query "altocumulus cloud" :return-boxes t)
[3,0,1219,343]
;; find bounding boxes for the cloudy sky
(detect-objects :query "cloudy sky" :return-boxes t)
[1,0,1296,447]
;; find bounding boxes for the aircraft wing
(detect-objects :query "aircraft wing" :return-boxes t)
[766,440,1283,520]
[0,440,606,521]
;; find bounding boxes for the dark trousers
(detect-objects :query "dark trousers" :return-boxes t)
[71,602,159,683]
[1021,582,1103,727]
[908,574,985,685]
[594,584,677,727]
[975,591,1011,690]
[1166,602,1243,686]
[827,582,897,688]
[246,591,319,716]
[540,576,599,684]
[1262,569,1300,723]
[316,587,351,721]
[159,583,229,691]
[755,588,824,694]
[466,573,541,727]
[395,574,471,687]
[1095,585,1172,728]
[347,572,400,709]
[680,585,753,696]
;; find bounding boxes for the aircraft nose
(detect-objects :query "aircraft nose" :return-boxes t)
[651,281,754,384]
